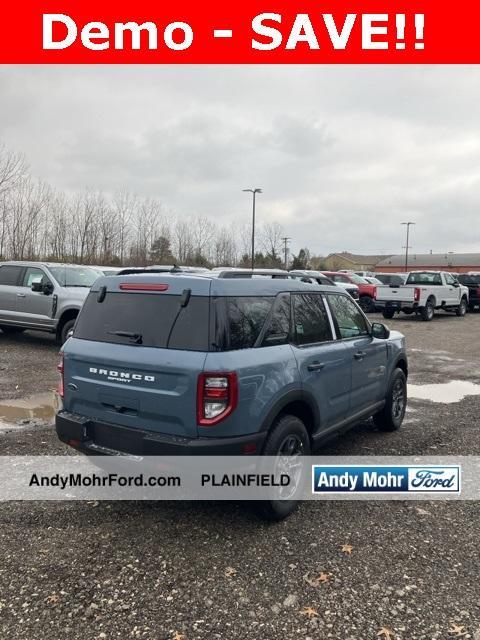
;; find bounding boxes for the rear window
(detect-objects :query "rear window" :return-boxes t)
[0,265,23,286]
[406,272,442,285]
[74,291,210,351]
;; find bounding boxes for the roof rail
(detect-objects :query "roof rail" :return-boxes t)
[216,269,292,279]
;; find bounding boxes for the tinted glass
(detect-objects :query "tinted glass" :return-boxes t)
[458,274,480,285]
[227,297,273,350]
[406,272,442,285]
[293,293,332,345]
[74,292,209,351]
[49,266,100,287]
[348,273,369,284]
[23,267,51,287]
[0,266,22,286]
[327,293,370,339]
[262,293,291,346]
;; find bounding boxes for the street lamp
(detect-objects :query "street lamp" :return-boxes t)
[401,222,415,272]
[243,188,262,270]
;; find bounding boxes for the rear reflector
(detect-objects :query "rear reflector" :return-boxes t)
[119,283,169,292]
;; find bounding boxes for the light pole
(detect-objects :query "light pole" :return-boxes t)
[243,188,262,270]
[401,222,415,272]
[281,237,291,270]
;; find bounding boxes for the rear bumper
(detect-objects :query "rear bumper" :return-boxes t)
[375,300,417,310]
[56,411,266,456]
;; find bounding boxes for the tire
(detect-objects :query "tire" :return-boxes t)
[359,296,375,313]
[373,368,407,432]
[0,325,26,334]
[469,303,476,313]
[382,308,395,320]
[57,318,76,345]
[402,309,414,315]
[456,298,467,317]
[420,300,435,321]
[255,414,311,521]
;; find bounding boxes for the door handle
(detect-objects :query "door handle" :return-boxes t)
[307,362,325,372]
[354,351,367,360]
[16,293,26,298]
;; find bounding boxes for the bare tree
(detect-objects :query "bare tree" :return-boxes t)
[0,142,28,195]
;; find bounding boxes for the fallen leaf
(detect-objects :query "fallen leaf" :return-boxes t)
[299,607,319,619]
[305,572,331,586]
[340,544,353,555]
[45,594,60,604]
[224,567,237,578]
[172,633,185,640]
[449,624,468,637]
[377,627,395,639]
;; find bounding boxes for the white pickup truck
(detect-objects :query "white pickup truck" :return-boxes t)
[375,271,469,321]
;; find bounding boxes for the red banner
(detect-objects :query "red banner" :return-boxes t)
[0,0,477,63]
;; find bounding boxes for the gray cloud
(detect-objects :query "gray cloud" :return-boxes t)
[0,64,479,257]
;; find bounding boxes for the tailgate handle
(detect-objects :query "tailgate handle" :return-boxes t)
[101,400,138,416]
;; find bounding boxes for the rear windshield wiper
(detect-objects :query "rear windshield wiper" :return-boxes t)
[108,330,143,345]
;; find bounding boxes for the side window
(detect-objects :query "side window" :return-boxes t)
[227,297,273,350]
[23,267,50,288]
[445,273,455,285]
[327,294,370,339]
[433,273,442,285]
[0,266,23,286]
[293,293,333,346]
[262,293,291,346]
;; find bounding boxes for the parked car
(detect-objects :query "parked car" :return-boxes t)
[457,273,480,311]
[374,273,408,287]
[289,270,359,300]
[322,271,377,312]
[364,276,383,285]
[0,261,101,343]
[375,271,469,321]
[56,272,408,519]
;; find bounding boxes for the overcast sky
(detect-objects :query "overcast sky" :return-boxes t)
[0,65,479,257]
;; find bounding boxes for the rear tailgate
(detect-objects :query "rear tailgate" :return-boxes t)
[62,275,211,438]
[375,284,415,304]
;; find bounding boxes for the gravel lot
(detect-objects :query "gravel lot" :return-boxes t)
[1,312,480,640]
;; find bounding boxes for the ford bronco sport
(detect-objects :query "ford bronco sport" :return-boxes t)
[56,270,408,518]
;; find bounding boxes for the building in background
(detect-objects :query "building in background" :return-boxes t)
[376,253,480,274]
[322,252,390,272]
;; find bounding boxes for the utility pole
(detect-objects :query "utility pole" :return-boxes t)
[243,188,262,270]
[401,222,415,272]
[281,237,291,270]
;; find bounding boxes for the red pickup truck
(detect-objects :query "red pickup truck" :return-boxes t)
[322,272,377,312]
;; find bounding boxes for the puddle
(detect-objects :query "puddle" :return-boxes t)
[408,380,480,404]
[0,392,57,423]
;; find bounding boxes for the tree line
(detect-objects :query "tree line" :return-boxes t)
[0,140,317,269]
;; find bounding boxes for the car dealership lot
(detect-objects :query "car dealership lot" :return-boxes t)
[1,314,480,639]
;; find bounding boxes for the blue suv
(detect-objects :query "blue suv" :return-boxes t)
[56,271,408,518]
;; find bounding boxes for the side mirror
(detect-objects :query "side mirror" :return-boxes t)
[42,282,54,296]
[453,282,460,288]
[31,281,43,292]
[372,322,390,340]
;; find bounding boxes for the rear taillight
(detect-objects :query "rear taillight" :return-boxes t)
[119,283,169,291]
[57,352,64,398]
[414,287,421,302]
[476,287,480,297]
[373,286,377,300]
[197,372,238,426]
